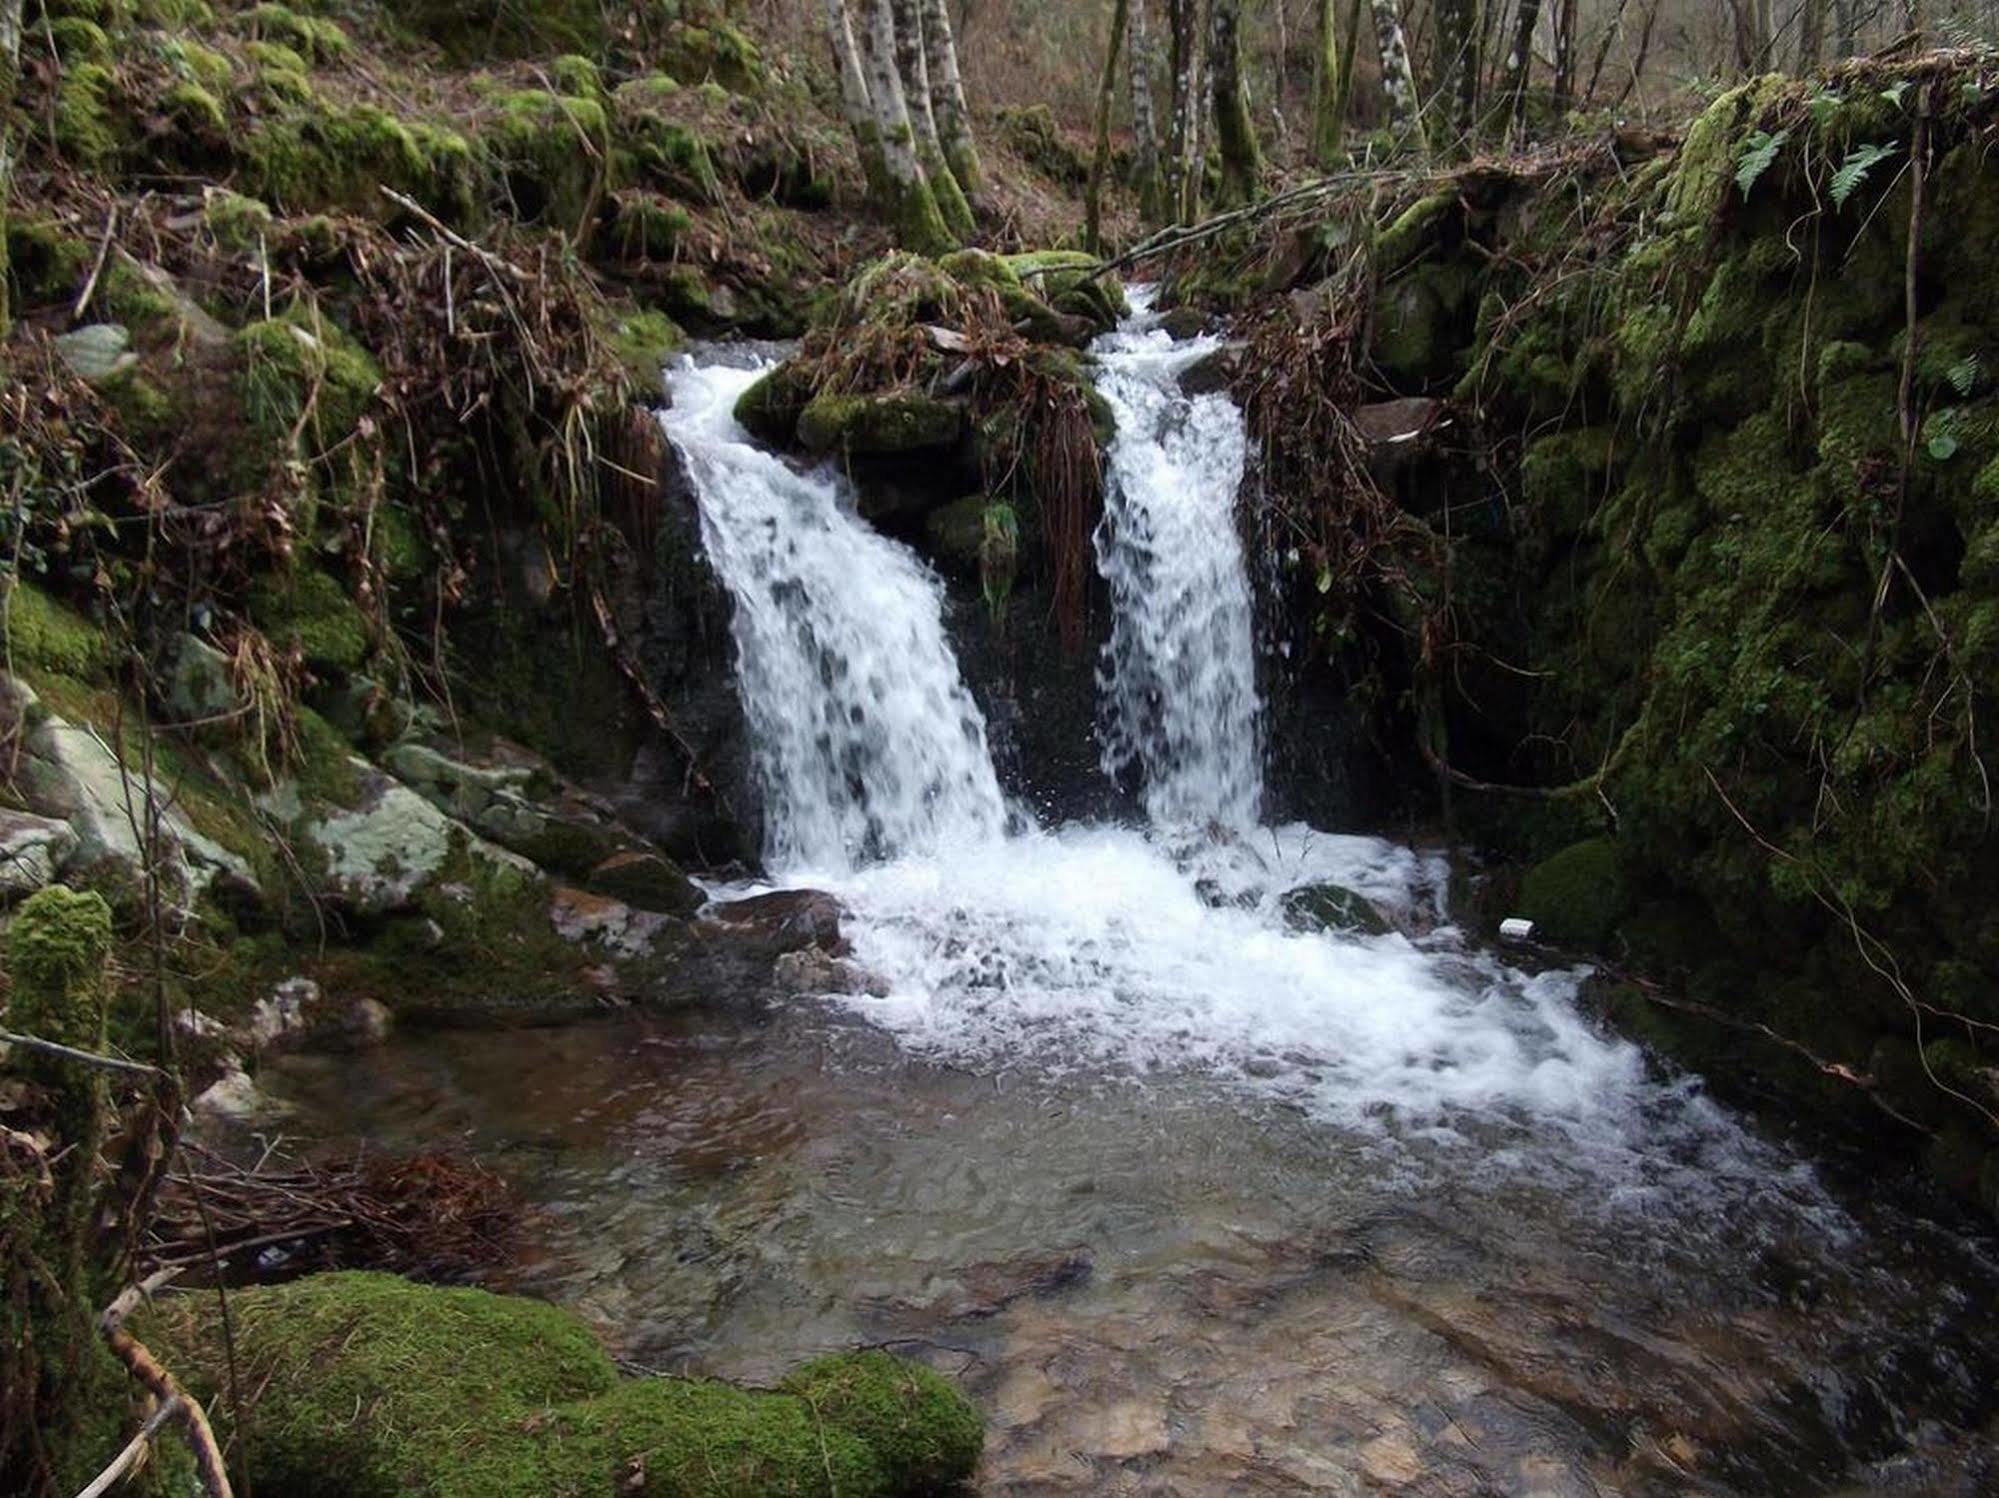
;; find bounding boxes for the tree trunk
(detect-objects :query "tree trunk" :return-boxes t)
[863,0,956,253]
[1310,0,1343,165]
[1,0,24,338]
[1087,0,1130,251]
[1751,0,1775,70]
[1371,0,1424,142]
[1798,0,1827,69]
[1129,0,1164,222]
[1182,2,1207,220]
[889,0,973,237]
[1164,0,1200,224]
[920,0,983,198]
[1501,0,1542,139]
[1552,0,1578,109]
[823,0,890,203]
[1433,0,1479,153]
[1209,0,1261,204]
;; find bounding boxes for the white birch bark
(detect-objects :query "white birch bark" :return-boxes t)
[1,0,24,335]
[823,0,888,199]
[1129,0,1163,218]
[889,0,971,234]
[1370,0,1423,141]
[863,0,955,250]
[920,0,983,196]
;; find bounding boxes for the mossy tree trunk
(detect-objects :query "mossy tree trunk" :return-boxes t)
[1,0,23,338]
[1310,0,1343,166]
[889,0,973,239]
[1798,0,1827,69]
[919,0,982,200]
[862,0,957,254]
[1164,0,1204,223]
[1128,0,1164,223]
[1208,0,1262,205]
[1086,0,1130,252]
[823,0,891,203]
[1371,0,1424,144]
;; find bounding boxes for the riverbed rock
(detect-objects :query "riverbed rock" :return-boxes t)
[0,810,80,900]
[796,389,965,456]
[1281,882,1392,937]
[698,888,847,957]
[549,885,682,963]
[1519,838,1631,950]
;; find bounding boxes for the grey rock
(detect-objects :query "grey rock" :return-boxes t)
[54,323,137,381]
[0,809,80,900]
[163,632,237,724]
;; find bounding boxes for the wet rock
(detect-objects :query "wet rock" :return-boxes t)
[1157,306,1210,340]
[771,948,888,997]
[1352,397,1450,474]
[299,760,535,916]
[1178,343,1240,397]
[957,1247,1095,1316]
[1281,882,1392,937]
[586,849,702,916]
[193,1066,289,1121]
[796,390,964,456]
[549,886,680,962]
[249,976,324,1049]
[0,809,79,900]
[698,889,848,958]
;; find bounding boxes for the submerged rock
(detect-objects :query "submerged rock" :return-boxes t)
[1280,882,1392,937]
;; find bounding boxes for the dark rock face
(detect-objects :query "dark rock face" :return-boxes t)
[630,437,761,869]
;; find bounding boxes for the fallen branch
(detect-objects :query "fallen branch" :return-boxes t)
[0,1027,166,1079]
[72,1393,182,1498]
[96,1271,234,1498]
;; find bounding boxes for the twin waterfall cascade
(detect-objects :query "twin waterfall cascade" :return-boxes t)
[659,309,1806,1207]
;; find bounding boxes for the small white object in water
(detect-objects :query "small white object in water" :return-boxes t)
[1499,917,1537,944]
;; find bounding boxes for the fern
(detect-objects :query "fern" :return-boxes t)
[1735,129,1790,199]
[1830,143,1895,209]
[1948,353,1982,399]
[1807,91,1843,128]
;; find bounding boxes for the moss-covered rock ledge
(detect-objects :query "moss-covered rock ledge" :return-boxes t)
[144,1270,982,1497]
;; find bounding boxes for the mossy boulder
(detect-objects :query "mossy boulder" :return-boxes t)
[797,391,964,456]
[403,0,605,61]
[238,3,352,64]
[1519,838,1632,950]
[657,20,764,94]
[1280,882,1392,937]
[3,580,112,679]
[144,1270,983,1497]
[1003,250,1127,332]
[732,362,816,445]
[486,89,612,231]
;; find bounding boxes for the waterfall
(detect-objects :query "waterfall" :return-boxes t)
[660,359,1007,873]
[659,323,1781,1206]
[1091,293,1263,829]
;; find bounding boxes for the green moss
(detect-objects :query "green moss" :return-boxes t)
[1374,191,1456,276]
[402,0,605,62]
[2,580,111,679]
[603,190,694,263]
[551,52,604,102]
[157,33,234,92]
[45,16,114,63]
[732,363,814,445]
[4,885,114,1045]
[1371,260,1478,391]
[1520,838,1631,950]
[205,188,276,250]
[657,20,764,94]
[54,62,123,168]
[797,391,964,455]
[486,90,612,231]
[4,216,93,308]
[243,101,445,217]
[239,3,351,63]
[166,80,228,135]
[145,1271,981,1498]
[608,308,685,401]
[612,83,721,205]
[940,248,1023,292]
[248,568,373,673]
[1520,428,1618,537]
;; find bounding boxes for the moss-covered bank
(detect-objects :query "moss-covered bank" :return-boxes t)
[143,1270,982,1497]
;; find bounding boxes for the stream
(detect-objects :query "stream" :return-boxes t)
[256,299,1999,1494]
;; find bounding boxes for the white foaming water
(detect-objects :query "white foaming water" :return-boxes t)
[1091,289,1262,828]
[665,326,1828,1215]
[660,359,1006,869]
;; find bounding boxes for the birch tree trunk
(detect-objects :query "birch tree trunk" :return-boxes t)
[1087,0,1130,251]
[1834,0,1859,57]
[1164,0,1200,224]
[1553,0,1579,109]
[1501,0,1542,139]
[1,0,24,337]
[920,0,982,199]
[1750,0,1775,70]
[889,0,973,237]
[1129,0,1164,222]
[823,0,890,203]
[1182,4,1207,221]
[1209,0,1262,205]
[1371,0,1424,143]
[1434,0,1479,152]
[863,0,956,253]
